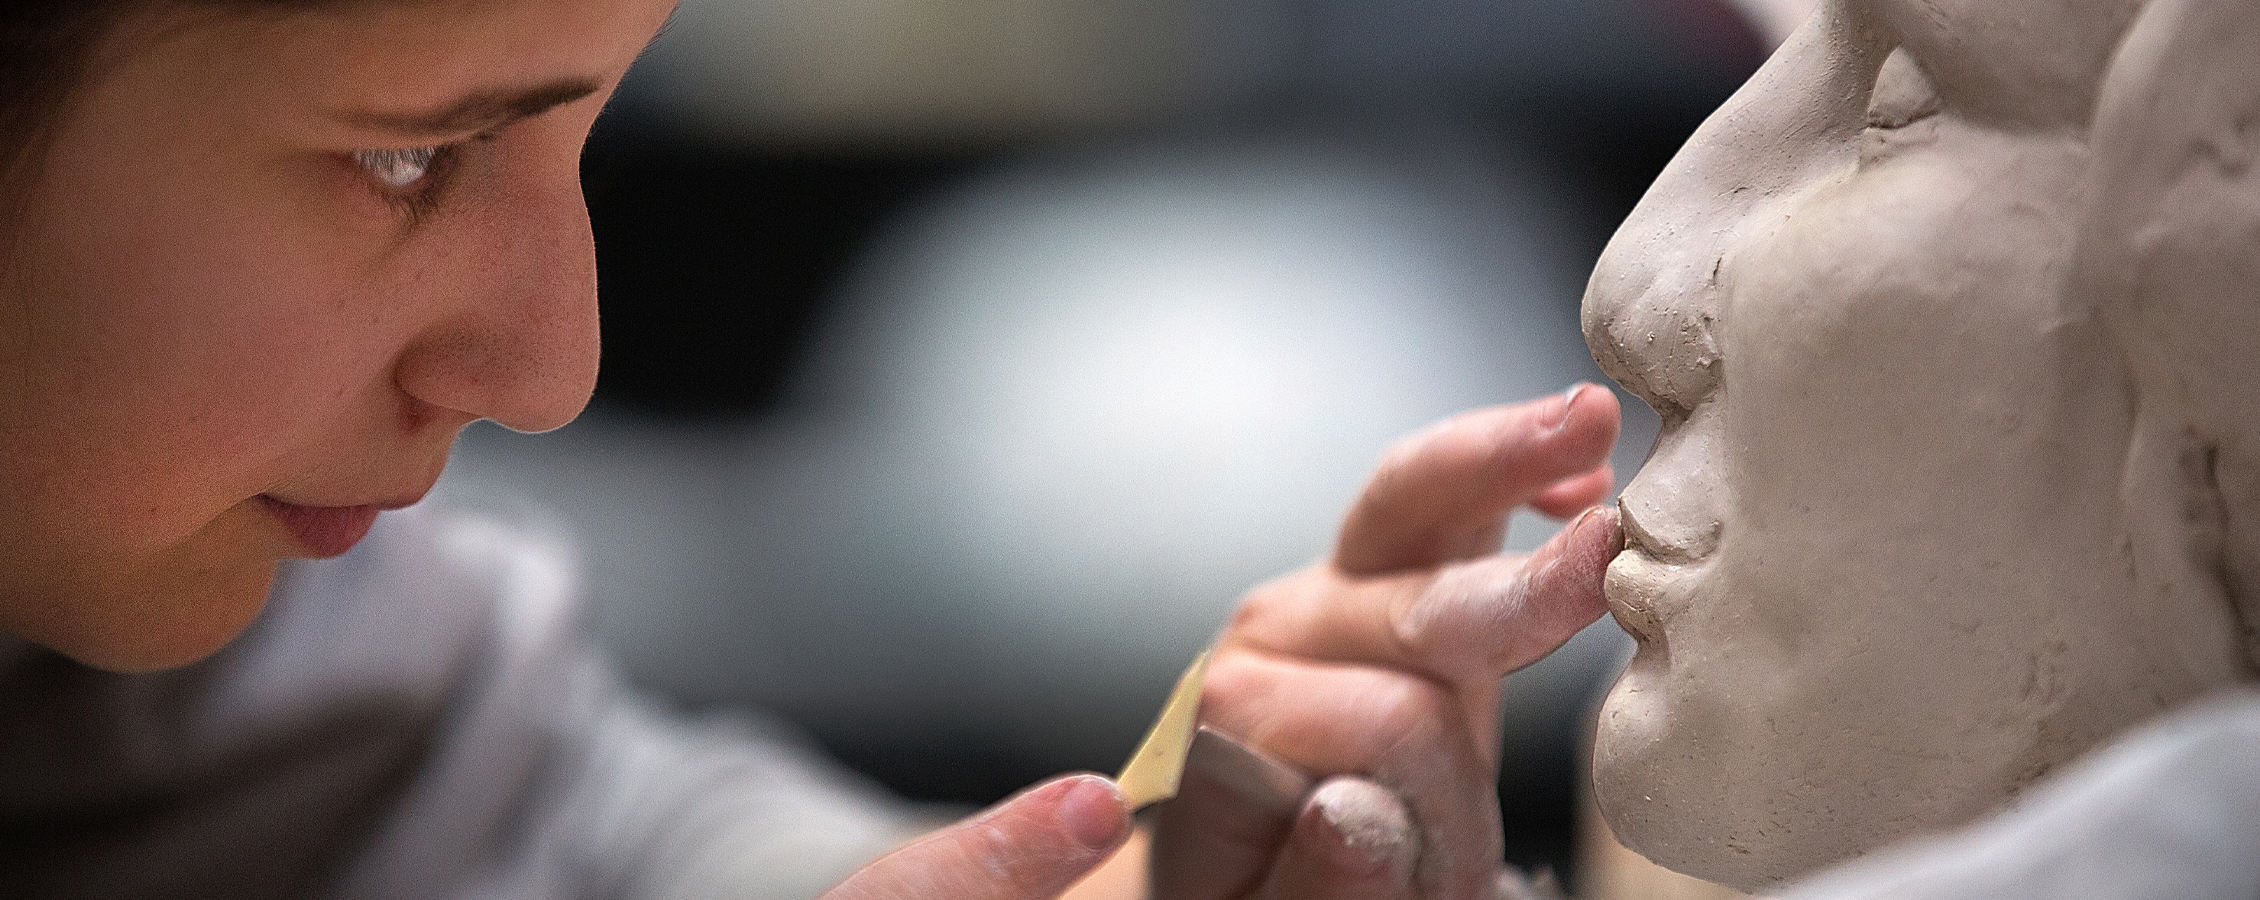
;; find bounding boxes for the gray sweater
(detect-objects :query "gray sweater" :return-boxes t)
[0,503,926,900]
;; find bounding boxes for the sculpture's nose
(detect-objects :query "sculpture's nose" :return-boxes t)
[1582,0,1881,424]
[1581,258,1724,426]
[1577,81,1739,426]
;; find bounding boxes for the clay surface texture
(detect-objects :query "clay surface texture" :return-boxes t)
[1580,0,2260,889]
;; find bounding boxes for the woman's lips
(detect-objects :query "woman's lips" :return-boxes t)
[257,495,384,558]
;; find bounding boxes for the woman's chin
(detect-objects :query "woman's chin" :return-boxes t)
[27,557,279,673]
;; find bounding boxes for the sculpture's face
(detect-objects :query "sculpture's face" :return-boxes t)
[1582,0,2260,888]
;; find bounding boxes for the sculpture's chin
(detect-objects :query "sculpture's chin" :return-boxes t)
[1593,657,1968,893]
[1591,666,1807,895]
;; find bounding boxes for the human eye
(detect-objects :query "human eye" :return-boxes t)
[347,142,467,222]
[353,147,439,187]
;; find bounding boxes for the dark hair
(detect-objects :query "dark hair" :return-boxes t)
[2,1,356,220]
[0,2,142,211]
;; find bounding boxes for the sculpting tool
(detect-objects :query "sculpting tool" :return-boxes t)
[1116,650,1210,808]
[1117,650,1319,812]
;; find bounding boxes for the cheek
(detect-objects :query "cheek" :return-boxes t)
[1723,150,2087,522]
[3,149,401,546]
[0,150,414,668]
[1696,141,2135,659]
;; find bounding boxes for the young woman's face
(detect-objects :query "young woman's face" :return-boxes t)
[0,0,676,670]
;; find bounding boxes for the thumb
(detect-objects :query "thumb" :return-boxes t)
[822,774,1133,900]
[1253,777,1420,900]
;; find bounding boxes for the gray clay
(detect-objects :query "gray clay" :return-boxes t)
[1580,0,2260,889]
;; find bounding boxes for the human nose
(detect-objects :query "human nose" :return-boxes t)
[393,166,601,434]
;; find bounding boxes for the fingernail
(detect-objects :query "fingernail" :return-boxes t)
[1056,775,1129,851]
[1310,778,1415,878]
[1541,383,1590,430]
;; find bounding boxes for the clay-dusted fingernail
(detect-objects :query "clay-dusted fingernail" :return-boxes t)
[1308,778,1415,878]
[1541,383,1591,430]
[1056,775,1130,851]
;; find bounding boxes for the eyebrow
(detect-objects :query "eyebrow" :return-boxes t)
[339,78,604,139]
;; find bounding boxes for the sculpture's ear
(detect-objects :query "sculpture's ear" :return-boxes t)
[2081,0,2260,666]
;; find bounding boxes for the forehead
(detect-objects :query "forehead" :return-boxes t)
[90,0,672,133]
[1856,0,2145,127]
[277,0,671,116]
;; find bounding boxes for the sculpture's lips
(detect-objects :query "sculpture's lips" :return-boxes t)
[1618,504,1713,565]
[1603,545,1684,648]
[1604,503,1720,649]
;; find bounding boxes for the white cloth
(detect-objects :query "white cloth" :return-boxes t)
[0,502,928,900]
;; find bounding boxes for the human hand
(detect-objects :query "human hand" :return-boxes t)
[821,774,1133,900]
[1153,385,1624,900]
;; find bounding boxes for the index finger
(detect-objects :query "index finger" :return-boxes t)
[1336,385,1620,575]
[1229,506,1620,684]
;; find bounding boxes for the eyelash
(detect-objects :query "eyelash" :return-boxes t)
[349,137,482,223]
[354,147,437,187]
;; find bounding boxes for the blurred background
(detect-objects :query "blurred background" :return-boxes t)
[437,0,1806,881]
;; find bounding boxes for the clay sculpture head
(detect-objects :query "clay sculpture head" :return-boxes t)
[1581,0,2260,889]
